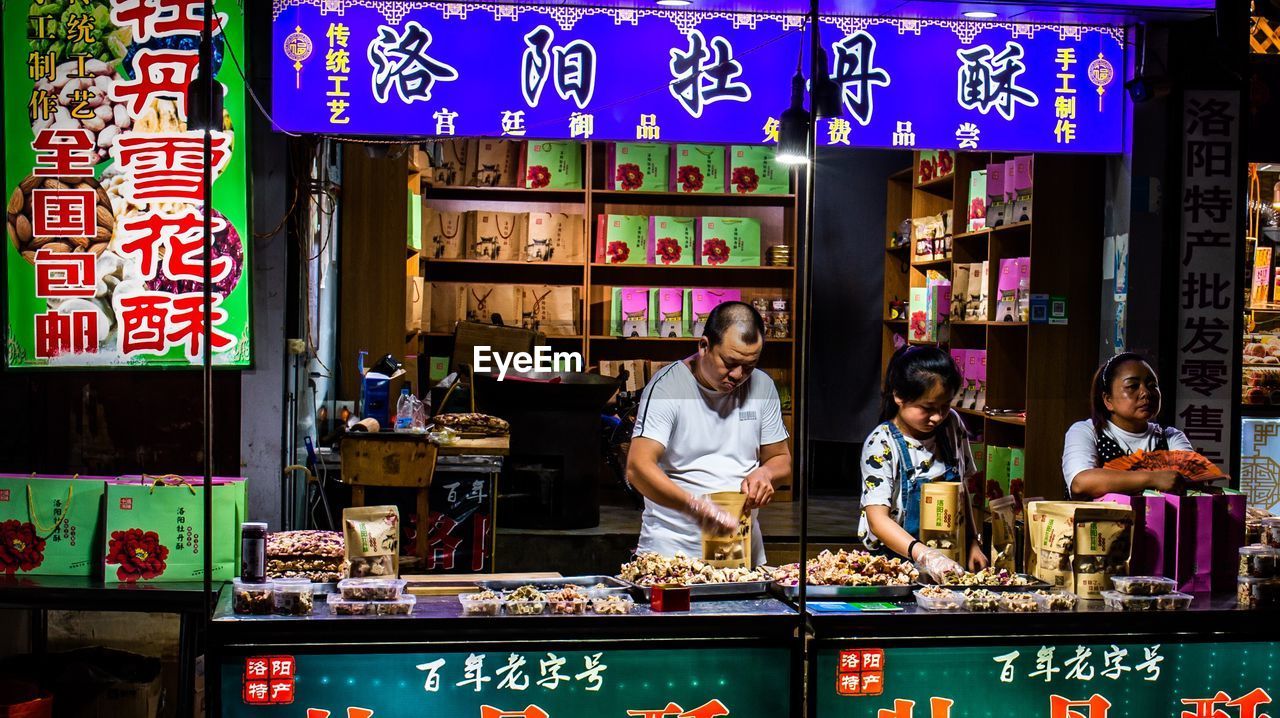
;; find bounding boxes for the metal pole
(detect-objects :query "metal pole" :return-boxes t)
[201,0,216,621]
[797,0,820,629]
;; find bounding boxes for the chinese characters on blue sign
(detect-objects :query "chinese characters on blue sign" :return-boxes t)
[272,2,1127,153]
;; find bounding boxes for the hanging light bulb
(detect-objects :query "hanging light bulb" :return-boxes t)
[813,47,842,119]
[775,68,811,165]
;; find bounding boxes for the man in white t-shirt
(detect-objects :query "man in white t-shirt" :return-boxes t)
[626,302,792,565]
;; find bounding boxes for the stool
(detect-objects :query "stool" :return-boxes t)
[339,433,438,559]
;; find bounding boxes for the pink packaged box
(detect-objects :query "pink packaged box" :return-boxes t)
[986,163,1005,204]
[686,288,742,337]
[995,258,1019,322]
[654,287,686,337]
[1100,492,1170,577]
[1012,156,1034,195]
[1165,492,1215,593]
[1003,159,1017,202]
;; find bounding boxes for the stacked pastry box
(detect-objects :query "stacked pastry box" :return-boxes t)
[978,155,1034,229]
[908,271,950,343]
[606,142,791,196]
[596,214,767,267]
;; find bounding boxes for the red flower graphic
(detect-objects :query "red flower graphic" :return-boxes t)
[938,151,954,176]
[985,480,1005,502]
[969,197,987,222]
[106,528,169,582]
[702,237,730,266]
[616,163,644,191]
[910,310,927,340]
[656,237,683,265]
[607,241,631,264]
[676,165,704,192]
[527,165,552,189]
[0,520,45,574]
[732,166,760,194]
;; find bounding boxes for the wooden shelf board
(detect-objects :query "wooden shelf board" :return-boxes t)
[589,335,794,344]
[884,318,907,324]
[424,186,586,202]
[953,228,992,241]
[993,220,1032,234]
[988,321,1029,327]
[956,407,987,419]
[911,257,953,268]
[590,263,794,272]
[886,243,911,253]
[890,167,914,181]
[592,189,795,207]
[950,321,989,327]
[424,258,585,268]
[988,415,1027,427]
[914,173,955,195]
[422,332,585,339]
[907,339,939,346]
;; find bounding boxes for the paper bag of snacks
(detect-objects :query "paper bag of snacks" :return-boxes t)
[342,506,400,578]
[920,482,966,563]
[701,491,751,569]
[1029,501,1133,599]
[988,496,1018,573]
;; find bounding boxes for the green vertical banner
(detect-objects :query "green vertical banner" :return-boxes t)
[818,642,1280,717]
[4,0,251,368]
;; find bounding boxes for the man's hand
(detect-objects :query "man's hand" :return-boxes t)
[967,540,989,572]
[741,466,775,511]
[684,495,737,536]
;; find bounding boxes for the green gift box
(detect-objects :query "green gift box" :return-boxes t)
[671,144,727,194]
[697,217,761,266]
[523,141,583,189]
[985,446,1012,503]
[103,476,246,583]
[647,216,696,266]
[1009,447,1026,503]
[608,143,670,192]
[727,145,790,195]
[595,214,649,264]
[0,475,107,576]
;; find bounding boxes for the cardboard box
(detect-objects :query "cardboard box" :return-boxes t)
[727,145,790,194]
[986,445,1012,503]
[648,216,697,266]
[523,141,583,189]
[967,170,988,232]
[652,287,687,337]
[1009,447,1026,504]
[525,212,584,263]
[428,356,450,383]
[685,288,742,337]
[608,142,670,192]
[671,144,727,194]
[1015,257,1031,322]
[951,263,971,321]
[596,214,649,264]
[467,139,521,187]
[612,287,652,337]
[466,211,526,261]
[697,217,761,266]
[995,258,1019,322]
[985,162,1008,227]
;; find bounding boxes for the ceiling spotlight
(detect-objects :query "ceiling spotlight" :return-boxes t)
[963,10,998,19]
[775,69,811,166]
[656,0,692,6]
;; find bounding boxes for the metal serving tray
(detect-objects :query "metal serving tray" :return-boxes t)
[475,576,631,593]
[622,579,772,602]
[771,581,918,600]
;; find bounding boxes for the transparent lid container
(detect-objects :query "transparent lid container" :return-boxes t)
[327,593,416,616]
[337,577,406,601]
[913,588,964,612]
[1101,590,1190,611]
[1109,576,1177,596]
[273,578,312,594]
[999,593,1039,613]
[458,592,503,616]
[503,599,547,616]
[590,594,636,615]
[1030,590,1078,612]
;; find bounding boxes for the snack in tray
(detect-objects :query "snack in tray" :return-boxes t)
[273,579,315,616]
[925,539,955,551]
[619,552,767,586]
[266,530,344,583]
[459,590,502,616]
[1032,590,1078,612]
[506,585,548,615]
[1000,593,1039,613]
[1239,546,1280,579]
[772,549,918,587]
[1153,593,1193,611]
[941,567,1033,587]
[1102,590,1192,611]
[432,413,511,437]
[232,579,273,615]
[338,578,406,601]
[327,594,416,616]
[547,586,589,615]
[963,589,1001,612]
[914,586,963,611]
[1109,576,1175,596]
[592,594,635,615]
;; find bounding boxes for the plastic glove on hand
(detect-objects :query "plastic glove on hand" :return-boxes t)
[685,496,737,536]
[915,546,964,583]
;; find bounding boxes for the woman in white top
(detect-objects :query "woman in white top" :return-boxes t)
[1061,352,1194,498]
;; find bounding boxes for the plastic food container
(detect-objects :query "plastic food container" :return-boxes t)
[1000,593,1039,613]
[232,578,273,615]
[272,578,315,615]
[913,588,963,611]
[458,592,502,616]
[591,595,636,615]
[504,599,547,616]
[1238,577,1280,608]
[1153,592,1194,610]
[1239,546,1280,579]
[1102,590,1157,611]
[1031,591,1078,612]
[327,594,416,616]
[585,584,630,599]
[963,589,1001,612]
[548,597,588,615]
[1110,576,1177,596]
[338,578,406,601]
[1261,518,1280,549]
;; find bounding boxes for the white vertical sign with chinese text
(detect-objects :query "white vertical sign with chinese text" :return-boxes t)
[1176,90,1239,469]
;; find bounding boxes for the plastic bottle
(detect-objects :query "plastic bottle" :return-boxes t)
[394,386,413,432]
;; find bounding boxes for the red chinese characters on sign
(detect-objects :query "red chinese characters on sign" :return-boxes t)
[481,706,550,718]
[115,292,234,359]
[625,701,730,718]
[111,133,233,205]
[110,0,229,42]
[117,210,230,282]
[110,49,199,118]
[32,129,96,177]
[1050,695,1112,718]
[877,698,954,718]
[307,710,374,718]
[243,656,296,706]
[838,649,886,697]
[1182,689,1273,718]
[34,250,96,299]
[31,189,96,238]
[34,310,99,359]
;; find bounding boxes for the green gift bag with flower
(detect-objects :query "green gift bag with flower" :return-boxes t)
[0,475,107,576]
[728,145,791,195]
[608,143,669,192]
[595,214,649,265]
[696,217,761,266]
[671,144,727,194]
[103,476,246,583]
[523,141,584,189]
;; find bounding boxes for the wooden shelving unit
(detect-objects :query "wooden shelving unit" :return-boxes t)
[881,151,1104,501]
[411,141,801,498]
